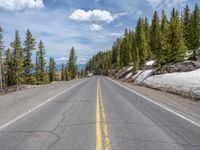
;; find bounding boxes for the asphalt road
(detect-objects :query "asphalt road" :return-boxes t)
[0,77,199,150]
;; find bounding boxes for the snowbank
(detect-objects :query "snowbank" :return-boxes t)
[141,69,200,100]
[145,60,155,66]
[125,72,133,79]
[118,66,133,79]
[132,70,154,83]
[132,70,142,80]
[127,66,133,71]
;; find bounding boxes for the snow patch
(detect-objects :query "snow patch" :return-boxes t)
[127,66,133,71]
[142,69,200,100]
[145,60,155,66]
[132,70,143,80]
[125,72,133,79]
[132,70,154,83]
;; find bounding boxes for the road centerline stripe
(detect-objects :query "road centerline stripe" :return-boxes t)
[96,79,111,150]
[96,79,103,150]
[99,81,111,150]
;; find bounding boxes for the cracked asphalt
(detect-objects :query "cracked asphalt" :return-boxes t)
[0,77,199,150]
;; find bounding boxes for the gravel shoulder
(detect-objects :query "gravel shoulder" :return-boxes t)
[115,79,200,125]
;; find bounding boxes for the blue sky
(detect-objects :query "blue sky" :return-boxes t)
[0,0,197,64]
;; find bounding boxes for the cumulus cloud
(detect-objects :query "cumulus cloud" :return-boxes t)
[89,24,103,32]
[69,9,126,32]
[113,12,127,19]
[69,9,114,24]
[0,0,44,11]
[109,32,123,37]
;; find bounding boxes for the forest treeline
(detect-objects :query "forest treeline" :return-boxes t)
[85,3,200,74]
[0,28,78,88]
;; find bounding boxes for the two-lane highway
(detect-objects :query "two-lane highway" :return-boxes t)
[0,77,199,150]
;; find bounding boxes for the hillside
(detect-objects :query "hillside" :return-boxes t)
[85,3,200,100]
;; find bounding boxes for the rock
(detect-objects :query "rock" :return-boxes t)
[156,61,200,75]
[160,66,178,74]
[118,66,133,79]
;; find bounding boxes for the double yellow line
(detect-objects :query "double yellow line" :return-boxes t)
[96,79,111,150]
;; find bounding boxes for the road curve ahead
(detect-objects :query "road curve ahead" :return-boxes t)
[0,77,199,150]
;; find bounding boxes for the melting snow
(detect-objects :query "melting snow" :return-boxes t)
[145,60,155,66]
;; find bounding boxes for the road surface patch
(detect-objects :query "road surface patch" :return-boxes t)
[0,79,86,131]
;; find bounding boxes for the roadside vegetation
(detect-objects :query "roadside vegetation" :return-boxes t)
[0,28,79,88]
[85,3,200,74]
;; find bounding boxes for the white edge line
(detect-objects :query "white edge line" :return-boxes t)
[0,79,87,130]
[107,77,200,127]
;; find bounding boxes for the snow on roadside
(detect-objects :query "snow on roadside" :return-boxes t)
[135,70,154,82]
[141,69,200,100]
[145,60,155,66]
[132,70,154,83]
[127,66,133,71]
[125,72,133,79]
[132,70,142,80]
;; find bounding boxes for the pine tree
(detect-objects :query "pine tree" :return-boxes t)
[35,50,39,76]
[36,40,47,83]
[0,26,4,88]
[48,57,56,82]
[130,32,140,71]
[150,11,162,65]
[168,8,186,63]
[80,68,84,78]
[190,3,200,60]
[135,18,148,68]
[183,5,192,50]
[4,48,13,86]
[114,38,122,68]
[67,47,77,79]
[61,63,65,80]
[120,29,131,67]
[112,39,121,67]
[160,10,170,65]
[23,29,36,84]
[65,66,70,81]
[144,17,152,60]
[11,30,24,85]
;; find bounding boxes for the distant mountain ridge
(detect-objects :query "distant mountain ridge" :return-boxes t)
[56,64,86,72]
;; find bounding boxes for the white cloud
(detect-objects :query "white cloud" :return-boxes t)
[55,57,68,61]
[0,0,44,11]
[97,32,123,39]
[69,9,114,24]
[113,12,127,19]
[109,32,123,37]
[89,24,103,32]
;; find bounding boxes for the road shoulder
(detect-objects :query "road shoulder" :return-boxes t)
[110,78,200,126]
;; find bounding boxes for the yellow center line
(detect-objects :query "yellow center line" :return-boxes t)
[96,79,111,150]
[99,82,111,150]
[96,79,103,150]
